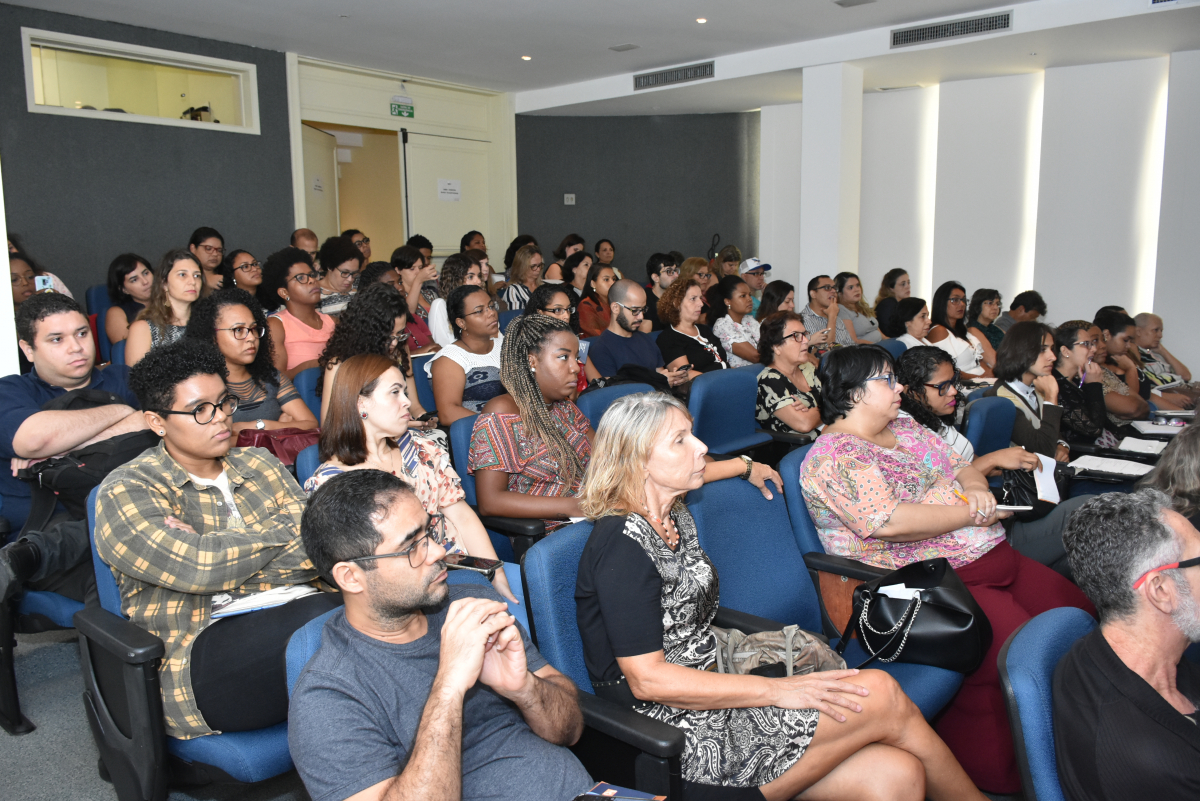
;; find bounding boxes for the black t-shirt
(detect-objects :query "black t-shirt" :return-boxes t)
[656,326,728,373]
[643,285,665,331]
[575,515,666,683]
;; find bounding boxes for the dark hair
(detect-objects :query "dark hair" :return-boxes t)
[129,338,228,413]
[994,320,1055,382]
[106,253,153,304]
[815,345,895,425]
[188,227,223,248]
[1054,320,1094,366]
[657,278,699,327]
[1010,290,1047,315]
[646,252,674,279]
[341,229,363,239]
[756,280,795,321]
[16,292,85,345]
[389,245,425,272]
[562,251,592,286]
[141,249,202,329]
[317,236,363,276]
[553,233,585,261]
[216,249,254,289]
[318,352,401,465]
[459,230,483,253]
[524,283,574,320]
[437,253,476,299]
[448,284,491,340]
[405,234,433,252]
[806,274,831,301]
[303,451,419,580]
[581,261,616,304]
[874,268,909,306]
[931,281,968,340]
[185,288,278,387]
[503,235,538,271]
[706,275,748,325]
[896,346,957,432]
[257,247,313,313]
[966,288,1001,329]
[1094,309,1137,337]
[757,311,806,365]
[359,261,397,287]
[318,283,410,383]
[1096,305,1127,317]
[880,297,927,338]
[594,239,615,260]
[1063,488,1178,624]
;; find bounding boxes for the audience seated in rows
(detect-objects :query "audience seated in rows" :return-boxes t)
[1053,320,1122,446]
[1135,312,1200,403]
[258,246,336,379]
[303,353,515,601]
[188,226,226,296]
[315,235,364,317]
[927,281,992,378]
[428,253,484,347]
[655,278,728,376]
[103,252,153,346]
[992,290,1046,334]
[983,321,1070,462]
[577,392,990,801]
[125,249,203,367]
[642,252,678,331]
[544,232,584,283]
[577,260,617,337]
[800,346,1094,793]
[835,271,884,344]
[755,279,795,322]
[709,274,761,368]
[1056,489,1200,799]
[872,268,910,336]
[292,470,592,801]
[883,296,933,348]
[800,274,854,355]
[966,288,1004,360]
[584,280,680,386]
[429,285,504,425]
[218,248,263,294]
[501,243,544,312]
[95,338,341,739]
[185,288,317,433]
[755,312,823,441]
[897,346,1089,575]
[390,245,439,352]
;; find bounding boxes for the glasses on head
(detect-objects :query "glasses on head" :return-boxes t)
[348,514,445,569]
[543,305,575,316]
[815,284,836,293]
[661,267,680,276]
[465,301,501,317]
[865,373,898,390]
[199,244,225,257]
[157,394,239,425]
[234,260,261,272]
[1132,556,1200,589]
[215,325,265,341]
[289,272,320,285]
[353,238,371,250]
[781,330,808,344]
[615,302,647,316]
[924,373,960,396]
[1074,339,1098,350]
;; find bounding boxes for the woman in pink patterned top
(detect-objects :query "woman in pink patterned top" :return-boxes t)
[799,346,1093,795]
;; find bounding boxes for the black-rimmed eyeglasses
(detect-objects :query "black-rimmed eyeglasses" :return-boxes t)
[615,302,647,316]
[924,373,960,396]
[348,514,444,569]
[215,325,265,341]
[157,395,239,425]
[781,330,808,344]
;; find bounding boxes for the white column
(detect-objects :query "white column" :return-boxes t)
[757,103,803,288]
[800,63,863,282]
[0,151,15,378]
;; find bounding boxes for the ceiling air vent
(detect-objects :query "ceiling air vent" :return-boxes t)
[891,10,1012,48]
[634,61,714,91]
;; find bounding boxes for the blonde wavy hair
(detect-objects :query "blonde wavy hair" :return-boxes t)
[580,391,693,520]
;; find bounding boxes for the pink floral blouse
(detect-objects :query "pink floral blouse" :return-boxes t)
[799,416,1004,569]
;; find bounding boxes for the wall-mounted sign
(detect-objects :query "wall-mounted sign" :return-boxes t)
[438,178,461,202]
[390,95,414,118]
[312,176,324,193]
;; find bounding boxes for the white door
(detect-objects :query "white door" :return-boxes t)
[402,133,489,255]
[301,123,339,242]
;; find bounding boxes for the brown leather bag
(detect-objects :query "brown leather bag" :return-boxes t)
[235,427,320,465]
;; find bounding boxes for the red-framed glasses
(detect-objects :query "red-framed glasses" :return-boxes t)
[1132,556,1200,589]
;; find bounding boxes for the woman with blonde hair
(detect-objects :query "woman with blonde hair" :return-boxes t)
[835,271,883,344]
[125,249,203,366]
[576,391,989,801]
[501,243,544,311]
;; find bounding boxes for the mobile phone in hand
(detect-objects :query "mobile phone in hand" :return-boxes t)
[443,552,503,578]
[416,411,437,423]
[34,276,53,292]
[676,363,692,372]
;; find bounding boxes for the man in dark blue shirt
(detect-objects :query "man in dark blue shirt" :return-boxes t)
[0,293,146,602]
[585,280,687,390]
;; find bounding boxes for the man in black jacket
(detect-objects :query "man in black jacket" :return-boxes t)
[1057,489,1200,800]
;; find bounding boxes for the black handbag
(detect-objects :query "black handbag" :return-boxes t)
[993,463,1075,522]
[835,558,992,674]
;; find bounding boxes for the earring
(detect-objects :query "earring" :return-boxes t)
[284,294,291,301]
[360,411,368,419]
[530,366,536,373]
[158,430,165,436]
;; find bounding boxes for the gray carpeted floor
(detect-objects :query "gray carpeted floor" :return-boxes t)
[1,630,309,801]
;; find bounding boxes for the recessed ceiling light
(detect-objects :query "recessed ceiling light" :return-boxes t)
[521,56,532,61]
[696,18,707,24]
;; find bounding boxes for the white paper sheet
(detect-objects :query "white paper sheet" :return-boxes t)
[1069,455,1154,478]
[1118,437,1168,455]
[1132,421,1183,436]
[1034,453,1060,504]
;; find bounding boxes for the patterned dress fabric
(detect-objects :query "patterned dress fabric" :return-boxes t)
[800,416,1005,570]
[712,315,761,368]
[755,364,821,436]
[618,509,819,787]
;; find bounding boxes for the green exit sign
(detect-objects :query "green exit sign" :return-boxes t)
[390,95,414,118]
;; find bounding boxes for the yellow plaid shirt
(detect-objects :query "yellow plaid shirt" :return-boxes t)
[95,442,325,738]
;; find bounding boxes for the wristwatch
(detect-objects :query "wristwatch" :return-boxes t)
[255,419,266,430]
[738,454,753,480]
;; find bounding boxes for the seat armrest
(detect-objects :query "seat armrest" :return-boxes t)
[578,693,684,758]
[757,428,811,446]
[712,607,787,635]
[74,607,164,664]
[479,516,547,538]
[803,553,889,582]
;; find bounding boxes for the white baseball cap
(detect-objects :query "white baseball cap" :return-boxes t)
[739,258,771,275]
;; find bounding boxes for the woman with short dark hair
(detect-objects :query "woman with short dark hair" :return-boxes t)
[218,250,263,294]
[965,288,1003,355]
[188,226,225,295]
[105,252,154,345]
[755,279,795,322]
[1052,320,1118,446]
[708,275,760,367]
[882,297,933,348]
[983,320,1068,460]
[755,312,821,438]
[544,233,585,283]
[315,236,364,316]
[390,245,439,352]
[1093,312,1154,425]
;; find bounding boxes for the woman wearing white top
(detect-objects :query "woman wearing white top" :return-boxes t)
[927,281,992,377]
[429,285,505,425]
[427,253,483,347]
[708,276,761,368]
[887,297,935,351]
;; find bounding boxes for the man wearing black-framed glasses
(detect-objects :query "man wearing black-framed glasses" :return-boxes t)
[585,279,686,388]
[1055,488,1200,799]
[292,469,591,801]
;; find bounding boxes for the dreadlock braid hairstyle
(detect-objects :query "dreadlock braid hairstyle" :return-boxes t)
[499,313,586,489]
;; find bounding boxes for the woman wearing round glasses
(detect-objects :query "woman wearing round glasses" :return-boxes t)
[257,247,336,378]
[755,312,822,439]
[430,285,505,425]
[188,226,226,296]
[315,236,364,317]
[800,345,1094,794]
[186,288,317,434]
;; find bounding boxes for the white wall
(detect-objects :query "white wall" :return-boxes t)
[1034,57,1169,325]
[758,103,803,289]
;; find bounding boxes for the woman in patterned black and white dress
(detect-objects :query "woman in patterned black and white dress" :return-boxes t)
[575,391,987,801]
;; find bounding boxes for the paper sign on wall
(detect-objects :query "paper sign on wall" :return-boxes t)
[438,179,461,202]
[312,176,324,193]
[390,95,414,118]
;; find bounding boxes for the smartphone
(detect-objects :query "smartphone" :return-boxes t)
[676,363,692,372]
[996,505,1033,512]
[415,411,437,423]
[443,552,503,578]
[34,276,53,292]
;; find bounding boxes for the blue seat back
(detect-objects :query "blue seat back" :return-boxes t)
[688,365,771,454]
[1000,607,1097,801]
[412,354,437,414]
[575,383,655,430]
[879,338,907,360]
[110,339,126,366]
[87,284,114,363]
[286,607,342,696]
[778,445,825,555]
[499,309,521,334]
[521,520,595,693]
[449,414,480,506]
[292,367,322,421]
[647,330,661,343]
[967,386,990,404]
[296,444,320,487]
[965,395,1017,457]
[688,478,822,632]
[87,486,125,616]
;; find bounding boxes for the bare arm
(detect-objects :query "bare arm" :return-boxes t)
[268,317,289,378]
[441,500,517,603]
[1104,388,1150,419]
[926,325,950,344]
[430,357,475,426]
[234,396,318,432]
[584,358,601,382]
[75,408,150,449]
[500,664,584,745]
[319,362,338,424]
[12,405,140,458]
[1154,343,1191,382]
[772,402,822,435]
[967,326,997,368]
[729,341,760,363]
[124,320,152,367]
[474,467,582,519]
[105,306,131,346]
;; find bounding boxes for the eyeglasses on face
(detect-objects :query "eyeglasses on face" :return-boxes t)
[234,260,261,272]
[1074,339,1098,350]
[389,331,411,346]
[1132,556,1200,589]
[199,244,225,256]
[543,305,575,316]
[947,297,967,305]
[465,301,501,317]
[348,514,444,569]
[158,394,239,425]
[865,373,898,390]
[781,330,808,344]
[215,325,265,341]
[924,373,960,396]
[334,266,360,279]
[661,267,680,276]
[815,284,836,293]
[289,272,320,285]
[615,302,647,316]
[695,272,712,280]
[353,238,371,249]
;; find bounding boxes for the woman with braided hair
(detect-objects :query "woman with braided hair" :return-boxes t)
[468,314,785,531]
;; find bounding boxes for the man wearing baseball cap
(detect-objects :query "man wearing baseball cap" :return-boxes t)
[739,258,771,315]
